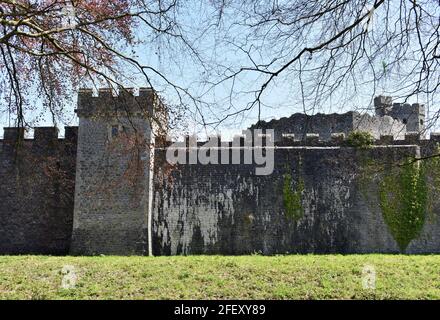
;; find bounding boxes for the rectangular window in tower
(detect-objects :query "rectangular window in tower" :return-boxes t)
[111,125,119,137]
[109,124,122,141]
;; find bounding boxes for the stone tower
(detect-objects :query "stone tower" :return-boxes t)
[71,88,159,255]
[374,95,425,133]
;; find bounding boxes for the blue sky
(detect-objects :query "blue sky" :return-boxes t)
[0,1,437,139]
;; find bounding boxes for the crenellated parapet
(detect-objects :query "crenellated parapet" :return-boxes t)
[251,96,426,142]
[75,87,160,119]
[1,126,78,143]
[170,131,440,148]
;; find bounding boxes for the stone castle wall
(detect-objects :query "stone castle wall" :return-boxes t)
[0,127,77,254]
[0,90,439,256]
[70,88,156,255]
[152,134,440,255]
[250,111,407,141]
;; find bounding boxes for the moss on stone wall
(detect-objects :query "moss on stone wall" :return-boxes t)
[357,145,440,252]
[378,160,427,252]
[282,172,304,222]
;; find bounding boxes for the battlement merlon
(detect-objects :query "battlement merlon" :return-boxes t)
[75,87,165,121]
[34,127,59,143]
[3,127,25,141]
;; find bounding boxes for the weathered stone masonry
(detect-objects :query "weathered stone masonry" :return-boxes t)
[0,127,77,254]
[71,88,156,255]
[153,139,440,255]
[1,90,440,255]
[251,96,425,141]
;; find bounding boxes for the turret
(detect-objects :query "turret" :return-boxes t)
[374,95,393,117]
[390,102,425,133]
[71,87,163,256]
[374,95,425,134]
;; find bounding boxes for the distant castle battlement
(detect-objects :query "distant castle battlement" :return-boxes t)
[1,90,440,256]
[251,95,426,141]
[374,95,425,132]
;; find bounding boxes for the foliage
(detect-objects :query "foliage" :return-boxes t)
[2,255,440,299]
[357,149,440,251]
[0,0,199,128]
[206,1,440,129]
[378,160,427,252]
[282,172,304,222]
[3,1,440,132]
[346,131,374,149]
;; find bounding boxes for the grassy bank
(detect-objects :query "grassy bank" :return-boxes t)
[0,255,439,299]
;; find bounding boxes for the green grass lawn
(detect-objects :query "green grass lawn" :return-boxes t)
[1,255,440,299]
